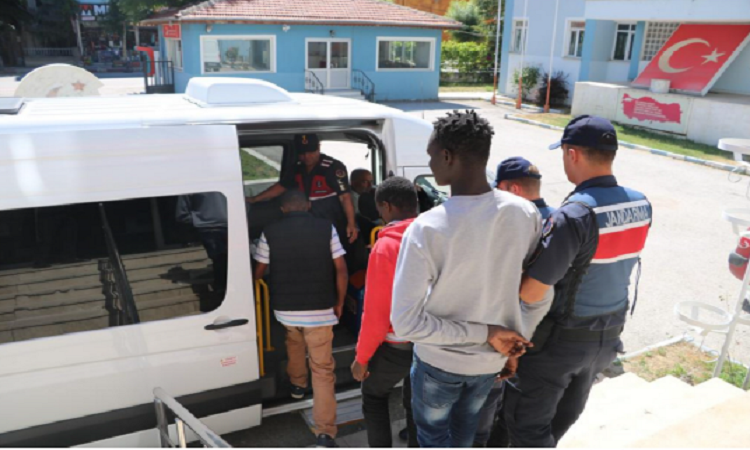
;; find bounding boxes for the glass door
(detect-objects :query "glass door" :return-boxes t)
[306,40,350,90]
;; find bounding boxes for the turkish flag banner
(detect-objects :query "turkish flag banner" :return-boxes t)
[633,24,750,96]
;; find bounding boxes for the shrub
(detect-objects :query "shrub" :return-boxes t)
[535,70,570,107]
[511,65,541,101]
[441,41,493,74]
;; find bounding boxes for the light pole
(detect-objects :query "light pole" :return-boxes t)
[491,1,502,105]
[515,0,529,109]
[544,0,560,113]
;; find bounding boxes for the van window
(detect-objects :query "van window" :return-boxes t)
[0,192,228,345]
[414,175,449,212]
[240,145,283,198]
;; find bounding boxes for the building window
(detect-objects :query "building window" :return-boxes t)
[166,38,182,70]
[642,22,680,61]
[0,192,228,345]
[201,36,275,74]
[511,19,528,53]
[377,38,434,70]
[613,23,637,61]
[566,20,586,58]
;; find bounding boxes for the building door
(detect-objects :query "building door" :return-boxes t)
[306,39,351,90]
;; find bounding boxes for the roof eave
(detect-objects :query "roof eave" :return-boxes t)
[141,16,463,30]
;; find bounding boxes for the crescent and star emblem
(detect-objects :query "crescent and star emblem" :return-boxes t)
[301,135,308,144]
[658,38,726,74]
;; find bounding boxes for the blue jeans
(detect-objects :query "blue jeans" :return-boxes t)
[410,357,496,447]
[474,381,505,446]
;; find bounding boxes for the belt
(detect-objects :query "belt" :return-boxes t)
[556,326,623,343]
[385,341,413,351]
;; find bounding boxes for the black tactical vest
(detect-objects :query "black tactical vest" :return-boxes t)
[264,212,336,311]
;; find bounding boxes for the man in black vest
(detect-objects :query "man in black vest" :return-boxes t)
[253,190,348,448]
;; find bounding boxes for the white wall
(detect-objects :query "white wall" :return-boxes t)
[605,60,631,83]
[712,44,750,96]
[585,0,750,22]
[504,53,582,104]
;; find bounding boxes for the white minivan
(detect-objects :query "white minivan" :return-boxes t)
[0,78,444,447]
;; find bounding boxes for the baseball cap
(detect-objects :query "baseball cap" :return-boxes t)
[294,134,320,153]
[549,115,618,151]
[495,157,542,185]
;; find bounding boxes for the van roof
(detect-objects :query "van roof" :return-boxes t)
[0,83,411,135]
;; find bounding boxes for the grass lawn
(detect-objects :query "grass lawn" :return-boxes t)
[621,341,748,388]
[240,150,279,181]
[439,83,495,93]
[516,113,735,164]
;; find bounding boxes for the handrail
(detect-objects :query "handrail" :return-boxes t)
[370,225,384,247]
[352,69,375,102]
[254,280,265,377]
[305,70,325,95]
[98,203,140,325]
[153,387,231,448]
[259,279,274,352]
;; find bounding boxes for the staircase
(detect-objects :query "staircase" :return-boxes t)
[559,373,750,447]
[0,247,212,344]
[325,89,367,101]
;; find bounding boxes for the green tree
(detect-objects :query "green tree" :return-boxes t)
[0,0,32,67]
[446,0,483,42]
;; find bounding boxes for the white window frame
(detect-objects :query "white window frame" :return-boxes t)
[563,18,586,59]
[165,38,183,71]
[611,22,637,62]
[199,35,277,75]
[375,37,436,72]
[510,18,528,54]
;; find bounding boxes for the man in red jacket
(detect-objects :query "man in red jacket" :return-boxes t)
[351,176,419,447]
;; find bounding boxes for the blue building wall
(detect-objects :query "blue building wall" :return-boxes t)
[161,23,442,101]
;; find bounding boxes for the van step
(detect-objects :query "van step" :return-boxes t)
[263,388,362,418]
[301,397,364,430]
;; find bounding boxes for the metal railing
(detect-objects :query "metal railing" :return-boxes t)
[305,70,325,95]
[153,387,231,448]
[143,60,175,94]
[352,69,375,102]
[24,47,76,57]
[98,203,140,325]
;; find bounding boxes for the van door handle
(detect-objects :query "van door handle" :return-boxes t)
[205,318,250,331]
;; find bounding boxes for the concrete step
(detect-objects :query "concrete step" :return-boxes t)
[0,273,102,300]
[325,89,366,100]
[563,377,745,447]
[560,376,691,447]
[121,247,208,270]
[125,259,211,283]
[632,390,750,448]
[0,261,99,288]
[584,373,650,410]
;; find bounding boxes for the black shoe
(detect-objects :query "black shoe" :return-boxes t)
[315,434,336,448]
[398,427,408,442]
[743,298,750,314]
[290,384,305,399]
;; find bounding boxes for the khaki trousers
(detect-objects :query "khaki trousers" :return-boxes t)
[285,325,337,437]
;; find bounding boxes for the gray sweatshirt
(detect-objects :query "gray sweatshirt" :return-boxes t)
[391,190,553,376]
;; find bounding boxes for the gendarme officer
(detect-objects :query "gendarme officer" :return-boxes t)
[495,156,556,220]
[247,134,358,244]
[505,116,653,447]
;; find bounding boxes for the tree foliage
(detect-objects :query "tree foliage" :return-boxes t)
[0,0,33,28]
[118,0,195,21]
[445,0,483,42]
[441,40,492,73]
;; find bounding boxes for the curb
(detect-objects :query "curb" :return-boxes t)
[504,114,746,175]
[437,93,564,114]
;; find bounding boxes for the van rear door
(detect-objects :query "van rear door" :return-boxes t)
[0,125,260,447]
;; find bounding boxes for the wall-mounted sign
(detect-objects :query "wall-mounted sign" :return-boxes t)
[615,89,693,135]
[79,3,109,21]
[633,24,750,96]
[162,24,181,39]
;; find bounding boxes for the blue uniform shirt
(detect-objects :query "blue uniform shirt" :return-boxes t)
[532,198,556,221]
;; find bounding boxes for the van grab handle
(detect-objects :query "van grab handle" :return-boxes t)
[205,318,250,331]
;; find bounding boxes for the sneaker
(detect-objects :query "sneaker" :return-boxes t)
[315,434,336,448]
[290,384,305,399]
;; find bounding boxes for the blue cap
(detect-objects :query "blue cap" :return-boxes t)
[495,157,542,185]
[549,115,618,151]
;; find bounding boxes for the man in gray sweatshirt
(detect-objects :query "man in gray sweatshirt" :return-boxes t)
[391,110,553,447]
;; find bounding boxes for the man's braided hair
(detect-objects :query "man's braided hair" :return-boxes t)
[432,110,494,164]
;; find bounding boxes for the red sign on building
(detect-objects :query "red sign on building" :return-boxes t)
[162,24,181,39]
[633,24,750,96]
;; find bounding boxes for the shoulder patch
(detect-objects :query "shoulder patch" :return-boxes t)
[336,169,346,178]
[541,215,554,247]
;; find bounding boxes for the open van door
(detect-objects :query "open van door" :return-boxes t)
[0,125,260,447]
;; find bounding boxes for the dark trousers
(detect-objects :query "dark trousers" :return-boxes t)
[199,228,228,295]
[504,337,621,447]
[361,345,418,448]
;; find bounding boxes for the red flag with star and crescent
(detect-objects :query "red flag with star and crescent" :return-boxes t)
[633,24,750,96]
